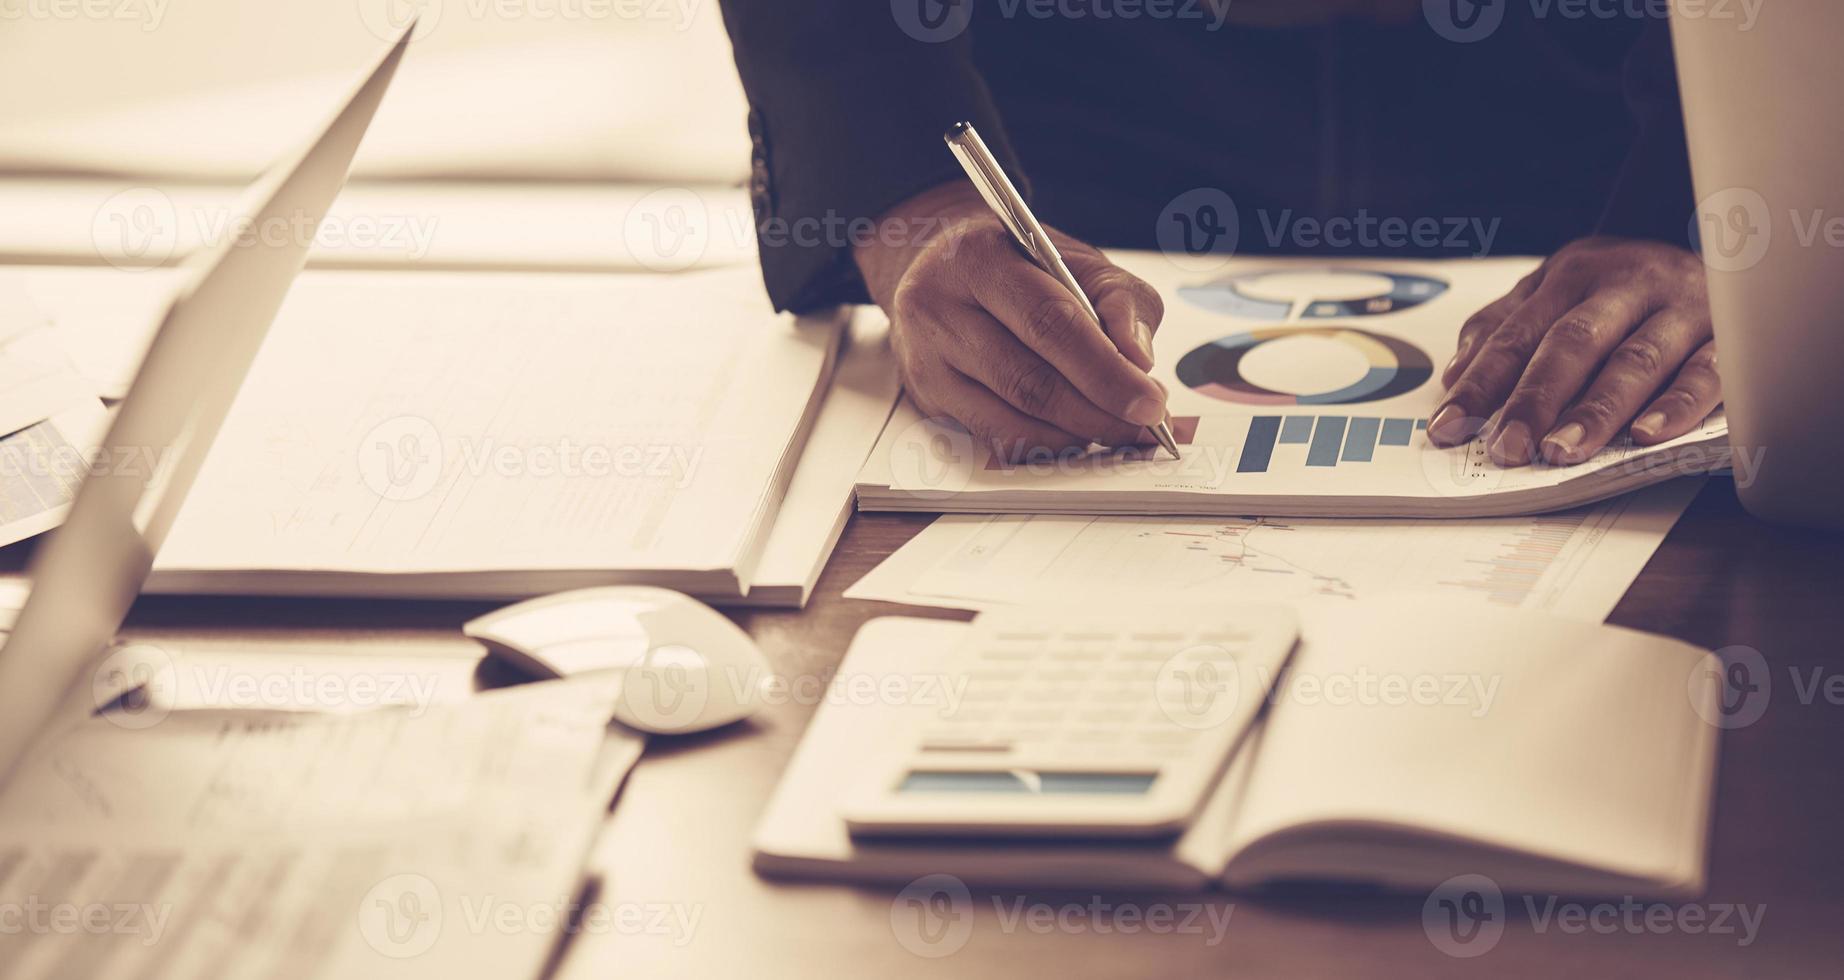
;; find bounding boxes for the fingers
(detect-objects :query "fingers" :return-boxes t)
[1430,276,1585,447]
[1066,249,1166,372]
[1486,290,1650,465]
[1539,310,1712,463]
[963,242,1167,428]
[945,308,1155,448]
[1444,266,1544,387]
[1631,340,1722,445]
[916,370,1089,463]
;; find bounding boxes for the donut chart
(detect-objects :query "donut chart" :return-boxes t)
[1178,269,1448,321]
[1175,327,1434,406]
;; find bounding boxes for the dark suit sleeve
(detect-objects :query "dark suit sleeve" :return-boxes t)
[718,0,1026,311]
[1596,20,1696,248]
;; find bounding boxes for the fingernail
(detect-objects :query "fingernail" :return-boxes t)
[1542,422,1585,462]
[1132,319,1155,365]
[1428,403,1467,443]
[1633,411,1667,441]
[1489,420,1532,464]
[1125,396,1166,427]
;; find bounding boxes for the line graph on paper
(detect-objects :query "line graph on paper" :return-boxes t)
[907,481,1699,618]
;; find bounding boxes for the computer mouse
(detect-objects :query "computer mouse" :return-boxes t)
[462,586,772,735]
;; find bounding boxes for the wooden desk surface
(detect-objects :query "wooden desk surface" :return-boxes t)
[118,480,1844,977]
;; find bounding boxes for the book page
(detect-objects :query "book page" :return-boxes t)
[1217,601,1715,891]
[153,268,840,581]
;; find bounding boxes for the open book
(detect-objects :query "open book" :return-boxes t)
[855,255,1732,519]
[754,601,1721,898]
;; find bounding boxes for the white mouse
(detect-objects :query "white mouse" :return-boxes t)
[463,586,772,735]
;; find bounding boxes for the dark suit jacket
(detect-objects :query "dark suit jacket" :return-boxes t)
[718,2,1693,312]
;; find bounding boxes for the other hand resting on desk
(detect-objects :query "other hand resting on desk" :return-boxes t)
[1430,236,1723,467]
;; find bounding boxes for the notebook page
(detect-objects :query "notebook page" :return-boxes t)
[1217,601,1715,890]
[154,268,839,579]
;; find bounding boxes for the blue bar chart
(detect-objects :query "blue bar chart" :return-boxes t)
[1236,414,1430,473]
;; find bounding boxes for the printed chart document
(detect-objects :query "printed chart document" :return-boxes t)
[848,478,1703,622]
[148,267,845,599]
[0,677,640,980]
[856,255,1731,518]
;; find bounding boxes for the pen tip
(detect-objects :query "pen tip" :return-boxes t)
[1152,421,1182,459]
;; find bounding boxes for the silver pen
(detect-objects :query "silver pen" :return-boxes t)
[943,121,1182,460]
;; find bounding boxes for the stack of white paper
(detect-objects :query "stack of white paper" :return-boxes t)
[0,676,641,980]
[140,267,887,604]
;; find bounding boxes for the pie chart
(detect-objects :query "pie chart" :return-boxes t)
[1175,326,1435,406]
[1178,268,1449,321]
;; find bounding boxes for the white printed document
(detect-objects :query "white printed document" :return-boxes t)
[856,255,1730,519]
[148,267,845,599]
[848,478,1704,622]
[0,676,639,980]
